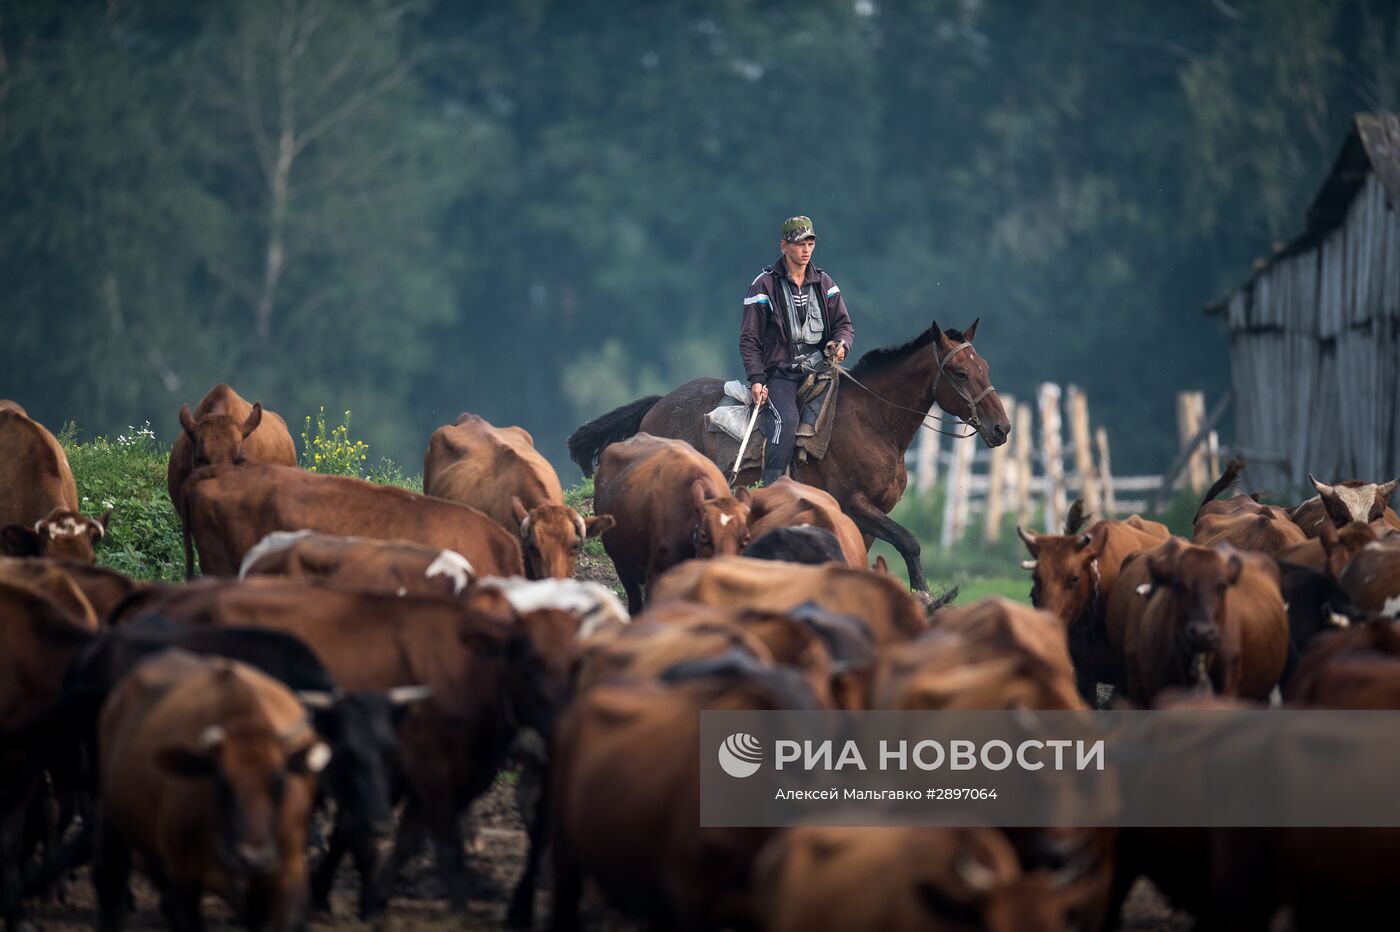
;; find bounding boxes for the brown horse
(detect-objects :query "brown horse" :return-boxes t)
[567,320,1010,591]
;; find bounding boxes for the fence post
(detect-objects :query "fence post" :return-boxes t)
[1038,383,1066,533]
[1013,402,1034,530]
[1095,426,1117,518]
[940,435,974,548]
[984,396,1013,541]
[1176,390,1207,493]
[1066,386,1102,520]
[1206,429,1220,483]
[915,409,940,493]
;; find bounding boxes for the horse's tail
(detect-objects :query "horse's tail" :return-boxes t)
[1193,456,1246,524]
[567,395,662,477]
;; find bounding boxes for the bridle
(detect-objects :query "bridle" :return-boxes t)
[834,339,996,440]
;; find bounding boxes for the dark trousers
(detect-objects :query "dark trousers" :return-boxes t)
[760,371,802,484]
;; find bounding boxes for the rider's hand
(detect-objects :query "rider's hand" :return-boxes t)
[828,340,848,363]
[751,382,769,406]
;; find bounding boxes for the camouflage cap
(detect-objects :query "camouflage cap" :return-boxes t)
[781,215,819,243]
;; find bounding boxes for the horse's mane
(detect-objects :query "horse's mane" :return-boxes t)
[849,326,965,379]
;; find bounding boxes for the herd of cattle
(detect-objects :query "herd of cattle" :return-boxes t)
[3,384,1400,931]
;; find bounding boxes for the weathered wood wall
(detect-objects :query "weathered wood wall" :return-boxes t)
[1227,171,1400,489]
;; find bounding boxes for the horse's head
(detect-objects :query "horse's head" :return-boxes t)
[929,319,1010,448]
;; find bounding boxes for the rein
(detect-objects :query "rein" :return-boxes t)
[834,341,995,440]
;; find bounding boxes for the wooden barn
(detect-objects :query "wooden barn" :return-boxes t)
[1208,112,1400,491]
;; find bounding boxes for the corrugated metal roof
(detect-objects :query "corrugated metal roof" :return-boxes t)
[1206,112,1400,315]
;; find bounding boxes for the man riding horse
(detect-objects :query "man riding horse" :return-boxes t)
[741,215,853,486]
[567,218,1011,591]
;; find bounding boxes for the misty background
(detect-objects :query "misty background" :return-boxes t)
[4,0,1398,478]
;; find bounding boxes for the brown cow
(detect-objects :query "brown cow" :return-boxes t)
[0,557,99,630]
[1117,541,1288,705]
[1018,516,1170,702]
[0,578,96,929]
[650,555,929,645]
[167,384,298,578]
[0,403,109,562]
[746,476,868,567]
[547,659,822,930]
[574,610,774,693]
[872,598,1086,712]
[95,651,329,931]
[753,826,1095,932]
[182,463,523,578]
[1337,537,1400,619]
[1291,474,1400,537]
[594,434,752,611]
[425,413,614,579]
[238,529,478,598]
[1190,457,1306,556]
[1277,520,1380,578]
[118,576,574,916]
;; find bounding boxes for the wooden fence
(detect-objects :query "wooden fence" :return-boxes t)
[912,386,1220,547]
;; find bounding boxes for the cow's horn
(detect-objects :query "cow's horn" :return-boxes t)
[280,716,312,747]
[1075,533,1093,550]
[297,690,337,711]
[573,511,586,541]
[199,725,226,749]
[954,849,998,891]
[386,685,434,706]
[1378,477,1399,499]
[1309,473,1335,497]
[1020,560,1037,571]
[1016,526,1037,548]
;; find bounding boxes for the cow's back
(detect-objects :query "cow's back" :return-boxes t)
[0,557,98,629]
[425,415,562,527]
[185,464,522,577]
[651,556,926,645]
[240,531,473,599]
[747,477,867,567]
[0,408,79,526]
[1098,519,1172,595]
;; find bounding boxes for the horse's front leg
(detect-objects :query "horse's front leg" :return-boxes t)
[845,493,928,591]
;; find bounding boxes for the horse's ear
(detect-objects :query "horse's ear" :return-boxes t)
[963,318,979,342]
[929,320,946,344]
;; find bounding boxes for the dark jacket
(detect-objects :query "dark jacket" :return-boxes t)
[739,258,854,384]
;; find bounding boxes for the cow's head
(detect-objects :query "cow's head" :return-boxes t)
[155,718,329,875]
[1017,526,1106,627]
[1309,475,1400,528]
[690,480,752,557]
[180,402,263,470]
[299,686,430,838]
[1147,544,1243,660]
[1,507,110,563]
[511,497,614,580]
[1317,520,1380,579]
[505,607,582,736]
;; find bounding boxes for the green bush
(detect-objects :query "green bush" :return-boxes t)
[61,421,186,582]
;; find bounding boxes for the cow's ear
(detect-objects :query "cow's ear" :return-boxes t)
[690,479,710,512]
[1225,553,1243,585]
[871,555,890,575]
[734,486,752,506]
[0,524,40,556]
[241,402,263,439]
[156,746,215,778]
[178,404,197,440]
[585,514,616,538]
[286,741,332,775]
[511,496,530,528]
[1146,549,1175,586]
[962,318,979,342]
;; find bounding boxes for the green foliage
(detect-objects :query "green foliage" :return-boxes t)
[562,478,607,558]
[365,457,423,492]
[301,408,370,476]
[60,422,186,582]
